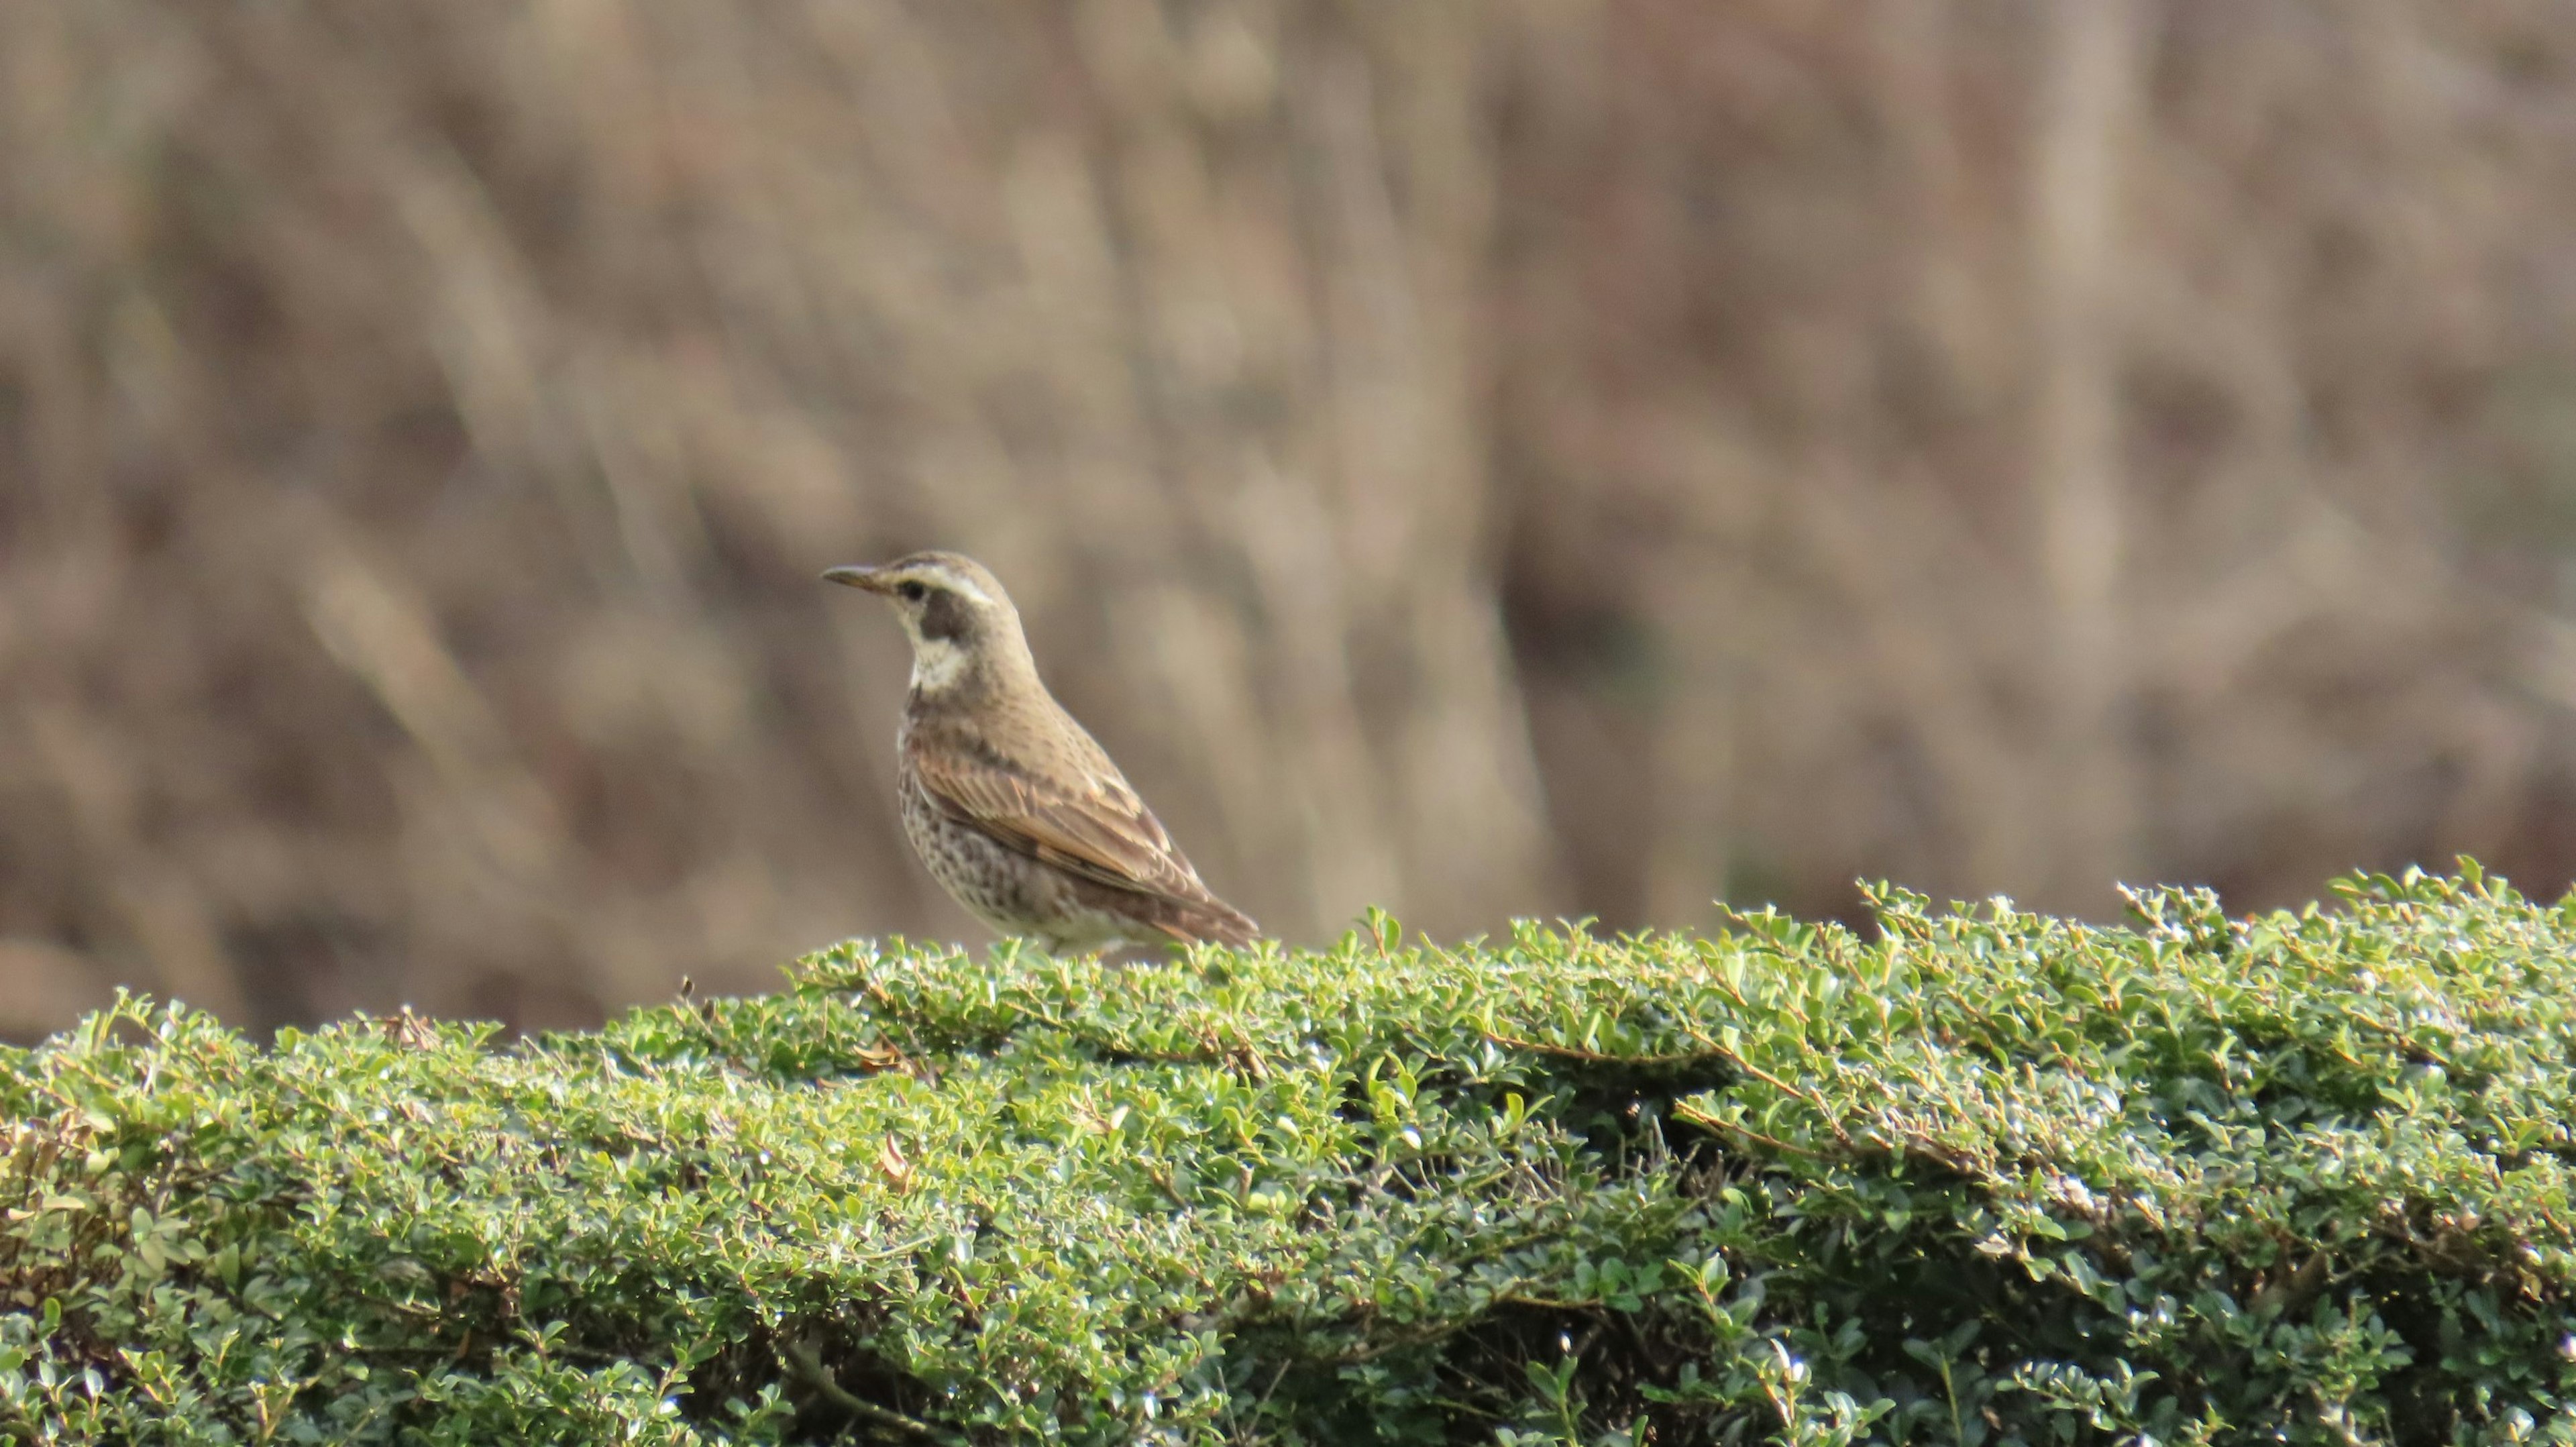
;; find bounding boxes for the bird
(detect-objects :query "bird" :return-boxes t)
[823,551,1260,954]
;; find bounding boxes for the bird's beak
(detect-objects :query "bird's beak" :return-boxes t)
[821,564,892,594]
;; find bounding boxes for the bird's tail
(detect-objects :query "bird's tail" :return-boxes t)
[1157,896,1260,949]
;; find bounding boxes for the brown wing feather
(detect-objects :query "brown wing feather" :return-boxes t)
[907,734,1225,911]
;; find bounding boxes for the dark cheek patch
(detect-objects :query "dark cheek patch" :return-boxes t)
[919,590,970,643]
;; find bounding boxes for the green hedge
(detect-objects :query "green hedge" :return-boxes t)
[4,867,2575,1443]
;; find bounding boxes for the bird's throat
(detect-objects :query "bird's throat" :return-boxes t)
[909,637,970,694]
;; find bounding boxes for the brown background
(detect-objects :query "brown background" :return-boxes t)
[8,0,2576,1036]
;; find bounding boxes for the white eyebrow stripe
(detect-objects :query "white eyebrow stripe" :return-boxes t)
[934,572,995,609]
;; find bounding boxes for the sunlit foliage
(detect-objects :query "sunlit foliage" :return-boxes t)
[3,867,2572,1442]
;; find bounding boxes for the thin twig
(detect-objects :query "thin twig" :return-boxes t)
[777,1335,938,1439]
[1478,1031,1720,1070]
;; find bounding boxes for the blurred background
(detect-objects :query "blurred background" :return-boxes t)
[9,0,2576,1036]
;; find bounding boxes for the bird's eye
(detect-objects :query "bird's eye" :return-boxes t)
[897,581,928,603]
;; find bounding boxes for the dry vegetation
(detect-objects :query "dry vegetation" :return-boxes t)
[5,1,2576,1032]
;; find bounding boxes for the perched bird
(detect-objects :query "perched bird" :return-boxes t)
[824,551,1260,953]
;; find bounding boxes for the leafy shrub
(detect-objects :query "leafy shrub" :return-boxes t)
[3,866,2574,1443]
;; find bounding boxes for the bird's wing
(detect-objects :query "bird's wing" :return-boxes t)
[908,733,1220,908]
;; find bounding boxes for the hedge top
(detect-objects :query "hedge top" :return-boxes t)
[3,867,2573,1444]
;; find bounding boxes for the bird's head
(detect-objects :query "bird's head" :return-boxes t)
[822,551,1030,694]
